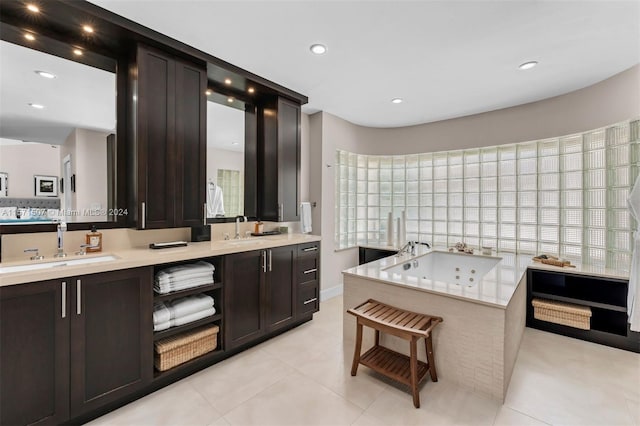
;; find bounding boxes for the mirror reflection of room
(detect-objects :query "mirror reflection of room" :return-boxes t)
[0,40,116,224]
[206,98,245,218]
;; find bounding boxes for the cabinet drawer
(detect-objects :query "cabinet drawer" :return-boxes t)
[297,256,319,283]
[298,242,319,256]
[298,282,319,316]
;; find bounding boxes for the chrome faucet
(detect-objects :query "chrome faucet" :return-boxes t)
[398,241,416,256]
[54,222,67,258]
[235,216,247,239]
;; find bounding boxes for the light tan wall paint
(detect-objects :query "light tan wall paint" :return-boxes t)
[74,129,109,221]
[309,64,640,295]
[0,143,61,198]
[300,113,310,203]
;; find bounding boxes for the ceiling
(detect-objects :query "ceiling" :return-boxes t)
[89,0,639,128]
[207,101,245,153]
[0,40,116,145]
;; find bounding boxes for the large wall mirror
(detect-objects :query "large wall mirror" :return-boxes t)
[206,93,254,220]
[0,39,117,225]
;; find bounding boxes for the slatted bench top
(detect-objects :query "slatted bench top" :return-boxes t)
[347,299,443,339]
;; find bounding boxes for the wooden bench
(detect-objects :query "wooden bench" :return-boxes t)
[347,299,443,408]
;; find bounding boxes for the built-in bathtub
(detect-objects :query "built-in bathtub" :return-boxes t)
[342,247,529,402]
[385,251,501,287]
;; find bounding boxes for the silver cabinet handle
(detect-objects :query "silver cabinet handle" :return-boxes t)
[303,298,318,305]
[302,247,318,252]
[278,203,283,222]
[76,279,82,315]
[262,250,267,273]
[303,268,317,274]
[61,281,66,318]
[203,203,207,226]
[141,201,146,229]
[268,249,272,272]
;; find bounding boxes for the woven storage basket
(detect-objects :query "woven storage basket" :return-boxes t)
[532,298,591,330]
[154,324,219,371]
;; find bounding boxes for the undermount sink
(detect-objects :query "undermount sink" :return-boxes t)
[225,239,267,246]
[0,255,119,274]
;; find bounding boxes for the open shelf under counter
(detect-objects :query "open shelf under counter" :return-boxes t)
[530,291,628,313]
[153,314,222,341]
[153,349,226,382]
[153,282,222,303]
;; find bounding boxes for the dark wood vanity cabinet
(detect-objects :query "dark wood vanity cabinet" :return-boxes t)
[0,268,153,425]
[260,97,301,222]
[224,244,301,350]
[0,279,69,426]
[132,44,207,229]
[297,242,320,317]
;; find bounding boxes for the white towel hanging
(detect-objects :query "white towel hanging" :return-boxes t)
[301,202,312,233]
[627,174,640,331]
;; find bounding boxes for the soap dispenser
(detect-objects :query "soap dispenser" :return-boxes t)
[86,225,103,253]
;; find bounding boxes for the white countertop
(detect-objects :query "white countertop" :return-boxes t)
[0,233,321,287]
[343,246,630,309]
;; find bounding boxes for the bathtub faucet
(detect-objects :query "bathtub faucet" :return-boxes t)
[398,241,416,256]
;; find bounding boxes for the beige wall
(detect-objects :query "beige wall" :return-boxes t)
[0,142,61,198]
[308,64,640,296]
[207,146,245,184]
[75,129,109,222]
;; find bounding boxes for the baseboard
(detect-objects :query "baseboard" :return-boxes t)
[320,283,343,301]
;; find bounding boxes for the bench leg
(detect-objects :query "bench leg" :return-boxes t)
[374,329,380,347]
[351,322,363,376]
[425,336,438,382]
[410,337,420,408]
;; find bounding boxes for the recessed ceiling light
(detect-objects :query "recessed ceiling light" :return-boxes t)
[24,33,35,41]
[205,89,212,96]
[310,44,327,55]
[391,98,403,104]
[82,25,94,33]
[28,103,44,109]
[224,78,232,85]
[248,87,255,94]
[518,61,538,70]
[231,142,239,145]
[73,48,83,56]
[35,70,56,79]
[227,97,234,103]
[26,4,39,13]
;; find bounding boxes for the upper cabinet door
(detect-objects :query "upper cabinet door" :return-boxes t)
[135,45,176,229]
[133,44,206,229]
[259,97,301,222]
[174,60,207,227]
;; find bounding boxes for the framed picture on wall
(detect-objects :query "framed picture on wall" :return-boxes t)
[34,175,58,197]
[0,172,7,197]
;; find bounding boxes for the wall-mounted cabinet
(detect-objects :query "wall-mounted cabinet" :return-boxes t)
[0,267,153,425]
[259,97,301,222]
[130,44,207,229]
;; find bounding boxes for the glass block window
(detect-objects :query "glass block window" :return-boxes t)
[217,169,244,217]
[335,120,639,270]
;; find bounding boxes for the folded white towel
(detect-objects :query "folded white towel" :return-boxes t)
[154,277,214,294]
[301,202,312,234]
[167,294,214,319]
[172,306,216,326]
[153,302,171,325]
[154,320,171,332]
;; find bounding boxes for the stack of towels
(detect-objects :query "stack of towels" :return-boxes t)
[154,261,214,294]
[153,294,216,332]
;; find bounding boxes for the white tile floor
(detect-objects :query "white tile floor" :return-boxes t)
[89,296,640,426]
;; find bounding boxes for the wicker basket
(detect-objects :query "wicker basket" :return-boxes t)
[532,298,591,330]
[154,324,219,371]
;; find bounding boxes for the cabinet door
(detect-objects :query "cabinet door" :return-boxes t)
[69,268,153,417]
[277,97,301,222]
[175,59,207,227]
[136,45,176,229]
[259,97,301,222]
[224,250,266,349]
[266,245,296,331]
[0,280,69,426]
